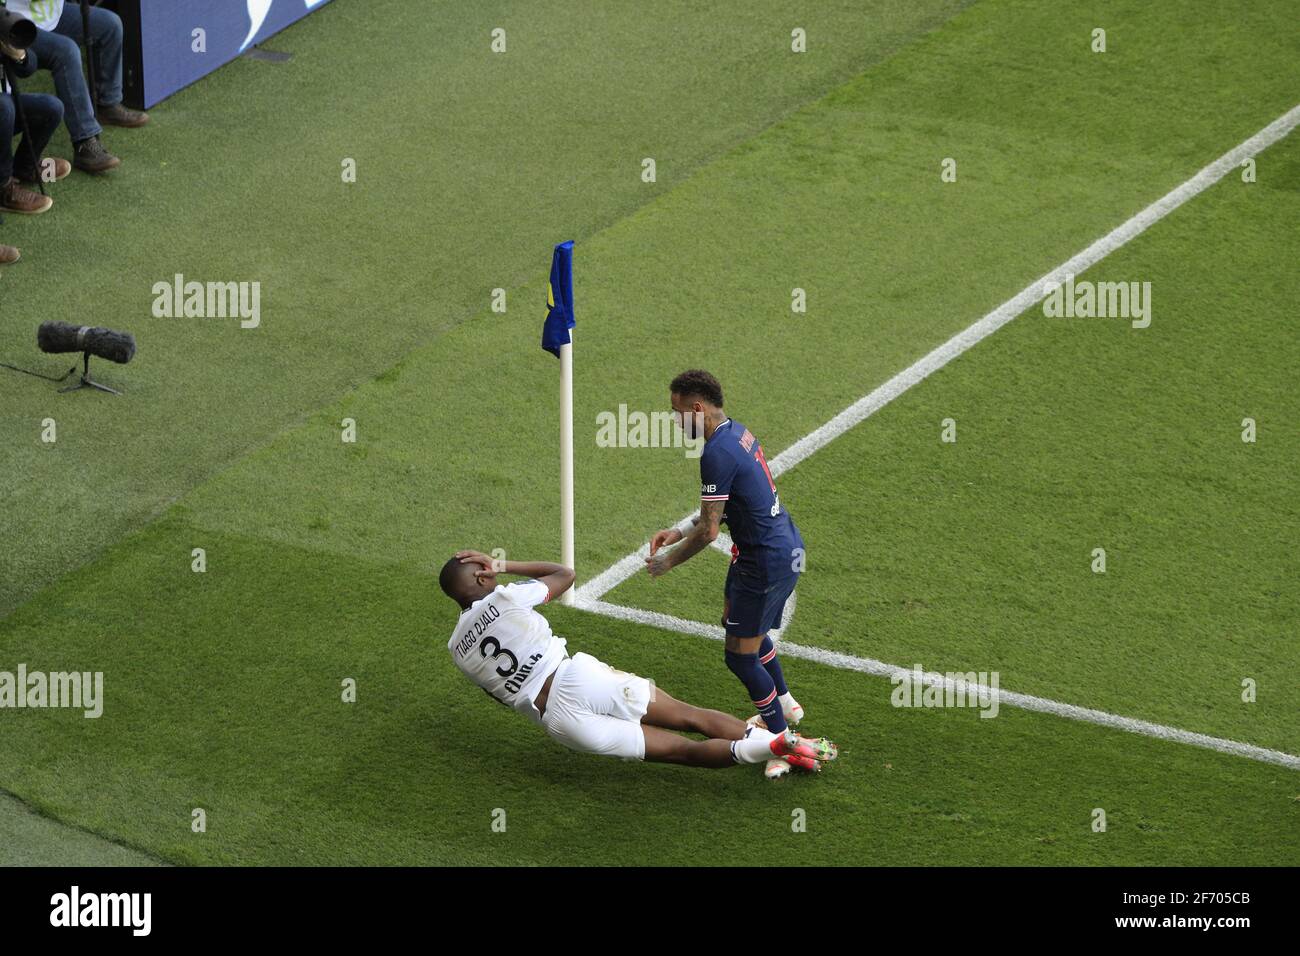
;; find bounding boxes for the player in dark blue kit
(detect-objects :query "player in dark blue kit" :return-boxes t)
[646,370,822,778]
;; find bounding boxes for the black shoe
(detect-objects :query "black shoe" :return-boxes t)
[97,102,150,129]
[73,136,122,174]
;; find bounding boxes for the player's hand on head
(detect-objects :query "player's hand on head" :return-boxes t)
[456,550,497,572]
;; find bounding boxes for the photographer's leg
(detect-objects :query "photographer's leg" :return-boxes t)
[86,6,124,109]
[62,6,146,128]
[13,95,67,183]
[30,26,101,143]
[0,92,22,258]
[0,96,53,215]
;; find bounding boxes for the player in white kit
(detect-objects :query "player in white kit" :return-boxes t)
[441,551,837,771]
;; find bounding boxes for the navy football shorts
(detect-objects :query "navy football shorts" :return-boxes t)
[722,561,799,637]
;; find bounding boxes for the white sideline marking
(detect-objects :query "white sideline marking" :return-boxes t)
[572,105,1300,770]
[577,597,1300,770]
[577,103,1300,607]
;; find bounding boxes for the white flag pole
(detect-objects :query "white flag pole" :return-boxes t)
[559,331,575,604]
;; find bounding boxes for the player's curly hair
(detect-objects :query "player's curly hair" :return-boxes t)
[669,369,724,408]
[439,555,477,603]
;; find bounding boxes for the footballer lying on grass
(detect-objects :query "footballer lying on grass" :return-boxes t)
[441,551,837,771]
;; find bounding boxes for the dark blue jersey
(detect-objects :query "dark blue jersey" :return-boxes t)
[699,419,803,576]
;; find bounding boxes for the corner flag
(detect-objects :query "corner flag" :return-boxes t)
[542,240,576,603]
[542,240,575,357]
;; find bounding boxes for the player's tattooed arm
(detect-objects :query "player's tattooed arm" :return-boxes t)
[646,500,722,576]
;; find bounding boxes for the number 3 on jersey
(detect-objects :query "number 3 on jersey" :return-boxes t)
[480,636,518,677]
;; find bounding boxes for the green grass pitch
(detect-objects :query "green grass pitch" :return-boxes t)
[0,0,1296,865]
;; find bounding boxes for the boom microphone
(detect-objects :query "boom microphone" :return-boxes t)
[0,11,37,50]
[38,321,136,365]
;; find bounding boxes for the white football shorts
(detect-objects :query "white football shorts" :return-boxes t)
[541,651,653,760]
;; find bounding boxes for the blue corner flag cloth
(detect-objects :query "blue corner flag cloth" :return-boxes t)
[542,240,575,357]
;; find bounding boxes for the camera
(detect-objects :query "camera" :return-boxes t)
[0,9,37,51]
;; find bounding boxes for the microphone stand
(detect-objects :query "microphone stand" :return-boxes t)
[0,350,121,394]
[60,350,121,394]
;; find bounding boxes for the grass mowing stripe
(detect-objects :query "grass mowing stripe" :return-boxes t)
[4,517,1294,865]
[577,103,1300,605]
[0,792,168,867]
[582,599,1300,770]
[1,0,974,619]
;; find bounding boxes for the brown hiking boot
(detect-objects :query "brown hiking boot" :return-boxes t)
[0,244,19,264]
[15,156,72,184]
[97,103,150,128]
[1,177,54,214]
[73,136,122,173]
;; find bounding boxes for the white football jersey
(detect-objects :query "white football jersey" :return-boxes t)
[448,580,568,724]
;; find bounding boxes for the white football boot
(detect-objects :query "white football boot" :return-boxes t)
[764,758,791,779]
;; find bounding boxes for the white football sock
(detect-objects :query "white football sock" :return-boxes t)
[780,692,797,712]
[731,725,779,764]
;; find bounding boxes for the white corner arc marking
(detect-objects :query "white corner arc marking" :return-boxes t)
[574,105,1300,770]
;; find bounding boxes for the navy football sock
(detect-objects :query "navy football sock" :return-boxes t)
[758,636,789,697]
[724,650,787,734]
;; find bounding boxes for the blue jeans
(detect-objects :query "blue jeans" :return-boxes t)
[0,91,65,181]
[30,5,125,142]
